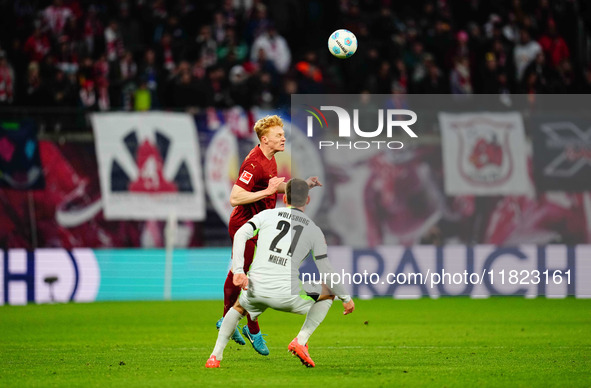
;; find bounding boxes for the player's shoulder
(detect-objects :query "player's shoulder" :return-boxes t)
[304,218,325,238]
[256,207,281,221]
[294,209,316,227]
[310,221,324,237]
[239,156,264,180]
[242,146,265,166]
[259,207,278,215]
[289,209,322,235]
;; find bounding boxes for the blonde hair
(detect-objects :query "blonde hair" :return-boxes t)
[254,115,283,140]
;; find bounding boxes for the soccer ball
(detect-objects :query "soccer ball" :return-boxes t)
[328,29,358,59]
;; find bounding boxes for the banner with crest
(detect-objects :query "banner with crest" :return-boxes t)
[92,112,205,220]
[439,112,530,196]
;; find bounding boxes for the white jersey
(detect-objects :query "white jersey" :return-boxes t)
[232,207,349,302]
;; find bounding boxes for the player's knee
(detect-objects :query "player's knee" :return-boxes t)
[317,294,335,302]
[233,301,247,316]
[319,284,335,300]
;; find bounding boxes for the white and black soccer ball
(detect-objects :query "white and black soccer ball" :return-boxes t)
[328,29,358,59]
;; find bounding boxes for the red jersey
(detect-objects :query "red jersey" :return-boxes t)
[229,145,278,237]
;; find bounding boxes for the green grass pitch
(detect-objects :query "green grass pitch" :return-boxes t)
[1,298,590,387]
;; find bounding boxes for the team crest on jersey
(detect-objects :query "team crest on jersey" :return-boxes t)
[239,170,253,184]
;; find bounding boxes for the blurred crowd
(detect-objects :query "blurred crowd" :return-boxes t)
[1,0,591,113]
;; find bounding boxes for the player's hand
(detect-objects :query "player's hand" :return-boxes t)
[306,176,322,188]
[266,176,285,194]
[233,273,248,290]
[343,300,355,315]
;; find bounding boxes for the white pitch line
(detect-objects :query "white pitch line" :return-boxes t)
[141,345,590,351]
[313,345,589,350]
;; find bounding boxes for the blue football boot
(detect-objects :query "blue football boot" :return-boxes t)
[242,326,269,356]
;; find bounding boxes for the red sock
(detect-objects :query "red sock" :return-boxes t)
[247,315,260,334]
[223,270,241,316]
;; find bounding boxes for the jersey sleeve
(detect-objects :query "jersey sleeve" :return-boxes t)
[247,210,265,233]
[235,161,260,191]
[311,227,328,261]
[231,211,266,274]
[312,226,352,303]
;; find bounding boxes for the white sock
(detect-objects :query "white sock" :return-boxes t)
[211,308,243,360]
[296,299,333,345]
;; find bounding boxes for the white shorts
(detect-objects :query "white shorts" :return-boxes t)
[238,289,316,320]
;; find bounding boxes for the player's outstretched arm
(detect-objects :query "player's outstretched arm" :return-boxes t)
[276,176,322,194]
[315,254,352,303]
[229,176,285,206]
[342,299,355,315]
[306,176,322,189]
[231,222,256,275]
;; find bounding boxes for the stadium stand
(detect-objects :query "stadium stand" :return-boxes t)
[0,0,590,112]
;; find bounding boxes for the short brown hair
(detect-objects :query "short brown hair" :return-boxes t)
[254,115,283,140]
[286,178,309,207]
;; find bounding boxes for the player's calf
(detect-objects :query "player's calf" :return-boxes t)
[207,308,246,366]
[216,316,246,346]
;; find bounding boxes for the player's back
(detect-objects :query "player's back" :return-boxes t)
[247,207,326,297]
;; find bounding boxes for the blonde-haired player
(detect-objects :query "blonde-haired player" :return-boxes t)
[207,179,354,368]
[217,115,322,355]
